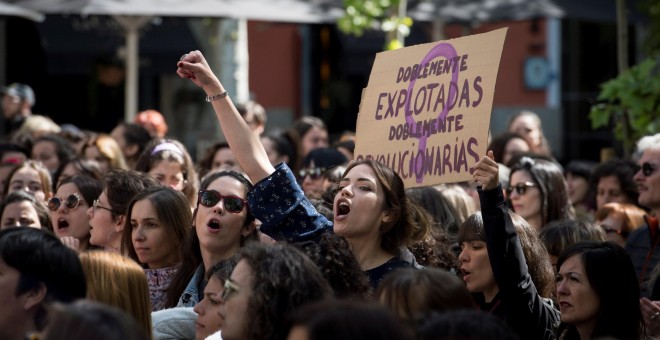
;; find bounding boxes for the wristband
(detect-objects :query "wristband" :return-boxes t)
[205,91,229,102]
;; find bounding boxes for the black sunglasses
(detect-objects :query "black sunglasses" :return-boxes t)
[298,167,325,180]
[47,193,83,212]
[198,190,248,214]
[506,182,537,196]
[642,162,656,177]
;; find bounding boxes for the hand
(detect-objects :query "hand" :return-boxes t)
[176,50,221,91]
[642,297,660,336]
[60,236,81,253]
[472,150,499,190]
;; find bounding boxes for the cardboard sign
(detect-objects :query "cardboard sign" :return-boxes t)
[355,28,508,187]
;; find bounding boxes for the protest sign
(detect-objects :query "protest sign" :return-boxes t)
[355,28,508,187]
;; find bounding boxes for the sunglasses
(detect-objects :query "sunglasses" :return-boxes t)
[198,190,248,214]
[221,278,240,302]
[506,182,537,196]
[298,167,325,180]
[642,162,657,177]
[47,193,84,212]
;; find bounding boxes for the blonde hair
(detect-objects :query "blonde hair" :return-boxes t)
[84,134,128,170]
[80,251,152,340]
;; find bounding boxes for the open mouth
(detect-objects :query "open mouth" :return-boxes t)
[207,218,221,230]
[336,199,351,217]
[57,218,70,230]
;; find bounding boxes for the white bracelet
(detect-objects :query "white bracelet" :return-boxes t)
[205,91,229,102]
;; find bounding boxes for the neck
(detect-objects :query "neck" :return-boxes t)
[483,284,499,303]
[107,231,122,253]
[576,321,596,340]
[201,244,239,270]
[348,235,393,270]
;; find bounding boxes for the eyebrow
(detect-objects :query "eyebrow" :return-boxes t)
[339,177,376,184]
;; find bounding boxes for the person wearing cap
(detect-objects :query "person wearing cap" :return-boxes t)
[1,83,35,138]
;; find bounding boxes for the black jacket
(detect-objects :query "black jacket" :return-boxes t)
[479,185,560,340]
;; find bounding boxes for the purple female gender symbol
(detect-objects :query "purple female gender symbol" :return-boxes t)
[404,42,459,183]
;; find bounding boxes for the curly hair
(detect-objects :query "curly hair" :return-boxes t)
[293,232,371,300]
[238,242,333,340]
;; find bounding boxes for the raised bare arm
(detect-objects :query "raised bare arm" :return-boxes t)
[176,50,275,183]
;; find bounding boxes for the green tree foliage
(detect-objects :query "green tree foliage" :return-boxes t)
[589,57,660,156]
[337,0,412,50]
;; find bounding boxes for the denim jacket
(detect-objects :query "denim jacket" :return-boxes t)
[176,265,205,307]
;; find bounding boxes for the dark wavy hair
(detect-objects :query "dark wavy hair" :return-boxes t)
[341,159,431,255]
[293,232,371,300]
[538,219,605,260]
[509,157,575,228]
[487,132,529,167]
[406,186,461,265]
[458,211,555,298]
[590,158,640,208]
[376,267,475,324]
[557,241,644,339]
[164,171,256,308]
[238,242,333,340]
[290,300,413,340]
[103,169,159,221]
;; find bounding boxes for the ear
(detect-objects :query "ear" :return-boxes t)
[242,220,257,237]
[114,214,125,231]
[381,210,393,224]
[22,282,47,311]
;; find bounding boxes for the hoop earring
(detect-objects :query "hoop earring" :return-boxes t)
[107,229,120,252]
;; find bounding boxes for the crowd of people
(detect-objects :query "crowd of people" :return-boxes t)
[0,50,658,340]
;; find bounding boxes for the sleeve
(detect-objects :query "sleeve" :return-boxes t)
[247,162,333,242]
[151,307,197,340]
[479,185,559,340]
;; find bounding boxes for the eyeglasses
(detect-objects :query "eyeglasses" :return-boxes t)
[198,190,248,214]
[47,194,84,212]
[506,182,537,196]
[642,162,657,177]
[92,199,113,214]
[298,167,325,180]
[221,278,240,302]
[600,224,628,237]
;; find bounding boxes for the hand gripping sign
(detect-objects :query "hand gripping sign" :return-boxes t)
[354,28,508,188]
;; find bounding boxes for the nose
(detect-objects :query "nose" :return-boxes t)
[193,302,203,315]
[87,206,94,219]
[213,200,225,215]
[458,248,468,262]
[556,278,568,295]
[133,227,146,241]
[634,168,644,182]
[339,184,353,197]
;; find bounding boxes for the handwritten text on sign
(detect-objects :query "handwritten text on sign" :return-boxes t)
[354,28,508,187]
